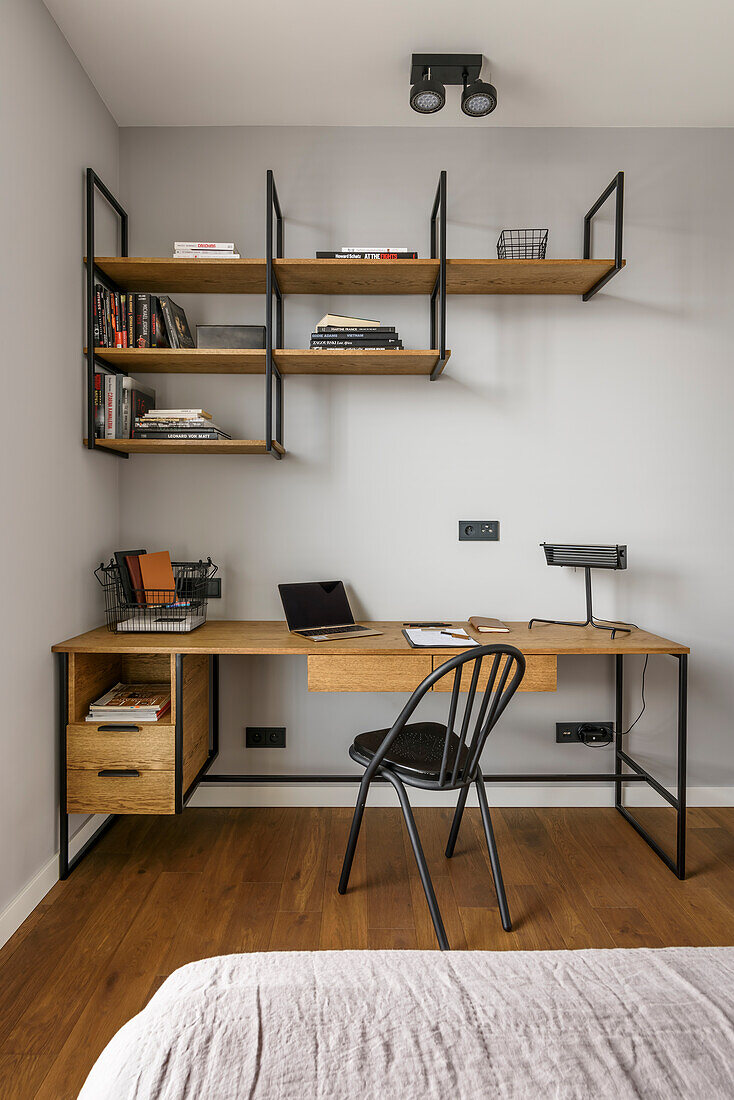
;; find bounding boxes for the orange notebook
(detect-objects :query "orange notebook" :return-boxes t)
[138,551,176,605]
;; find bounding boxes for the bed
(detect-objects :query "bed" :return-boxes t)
[79,947,734,1099]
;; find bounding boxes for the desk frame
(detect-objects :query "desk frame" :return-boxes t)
[55,627,688,881]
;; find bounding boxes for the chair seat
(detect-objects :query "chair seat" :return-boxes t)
[351,721,470,782]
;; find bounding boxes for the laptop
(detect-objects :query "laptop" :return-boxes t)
[278,581,383,642]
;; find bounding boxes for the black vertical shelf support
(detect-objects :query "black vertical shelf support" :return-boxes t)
[583,170,624,301]
[85,168,130,458]
[429,170,448,380]
[265,170,284,457]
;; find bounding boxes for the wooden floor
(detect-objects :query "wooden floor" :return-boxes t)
[1,805,733,1098]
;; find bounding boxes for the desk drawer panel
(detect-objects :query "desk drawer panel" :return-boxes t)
[432,653,556,693]
[66,768,176,814]
[66,723,175,771]
[308,655,432,692]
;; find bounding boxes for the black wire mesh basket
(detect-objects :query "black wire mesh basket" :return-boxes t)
[95,558,218,633]
[497,229,548,259]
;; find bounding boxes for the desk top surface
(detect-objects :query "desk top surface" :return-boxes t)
[52,621,689,656]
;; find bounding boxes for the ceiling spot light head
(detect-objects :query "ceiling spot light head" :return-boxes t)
[461,76,497,117]
[410,69,446,114]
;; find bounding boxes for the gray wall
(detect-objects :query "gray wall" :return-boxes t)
[0,0,119,914]
[114,125,733,794]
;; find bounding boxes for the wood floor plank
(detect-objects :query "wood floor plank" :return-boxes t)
[278,807,329,912]
[0,1054,49,1100]
[506,885,568,950]
[459,907,520,951]
[320,809,369,949]
[367,928,419,949]
[269,912,323,951]
[218,882,282,954]
[596,906,665,948]
[226,807,299,882]
[402,811,467,950]
[365,808,415,930]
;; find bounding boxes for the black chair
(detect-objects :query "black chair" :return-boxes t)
[338,644,526,950]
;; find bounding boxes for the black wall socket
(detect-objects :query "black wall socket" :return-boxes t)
[556,721,614,745]
[246,726,286,748]
[459,520,500,541]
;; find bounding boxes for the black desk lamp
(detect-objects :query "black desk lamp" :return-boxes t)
[528,543,636,638]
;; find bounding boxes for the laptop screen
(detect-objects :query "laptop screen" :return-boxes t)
[278,581,354,631]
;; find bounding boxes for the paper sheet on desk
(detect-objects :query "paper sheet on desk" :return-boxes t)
[404,628,479,647]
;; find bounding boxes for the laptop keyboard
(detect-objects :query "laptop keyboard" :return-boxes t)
[299,625,369,636]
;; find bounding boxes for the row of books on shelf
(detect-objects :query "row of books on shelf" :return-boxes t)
[172,240,240,258]
[86,682,171,724]
[309,313,403,349]
[134,409,231,440]
[315,246,418,259]
[93,285,194,349]
[94,373,155,438]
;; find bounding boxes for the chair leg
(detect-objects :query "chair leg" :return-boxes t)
[475,772,512,932]
[338,773,370,895]
[383,770,450,951]
[445,784,470,858]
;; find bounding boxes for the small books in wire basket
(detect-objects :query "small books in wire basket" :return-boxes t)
[497,229,548,259]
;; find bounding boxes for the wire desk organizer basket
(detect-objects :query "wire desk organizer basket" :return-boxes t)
[95,558,218,633]
[497,229,548,259]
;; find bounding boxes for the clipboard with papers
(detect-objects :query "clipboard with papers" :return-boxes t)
[402,627,480,648]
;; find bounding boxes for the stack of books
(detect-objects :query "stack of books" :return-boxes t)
[95,374,155,439]
[86,682,171,724]
[133,409,231,441]
[310,313,403,350]
[173,241,240,258]
[315,246,418,259]
[93,287,194,349]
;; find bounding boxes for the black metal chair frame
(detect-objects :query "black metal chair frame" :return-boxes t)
[338,644,526,950]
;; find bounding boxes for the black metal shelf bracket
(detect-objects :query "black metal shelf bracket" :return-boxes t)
[85,168,130,458]
[430,171,448,380]
[265,170,284,457]
[583,170,624,301]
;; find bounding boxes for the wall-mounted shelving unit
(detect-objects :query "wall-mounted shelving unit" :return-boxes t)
[83,167,624,459]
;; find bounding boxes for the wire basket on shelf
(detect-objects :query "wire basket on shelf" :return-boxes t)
[497,229,548,259]
[95,558,218,633]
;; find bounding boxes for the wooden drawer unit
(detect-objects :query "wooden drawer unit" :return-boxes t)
[432,653,557,692]
[66,723,175,771]
[308,655,432,692]
[66,768,175,814]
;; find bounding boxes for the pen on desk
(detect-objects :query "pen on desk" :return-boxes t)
[440,631,468,640]
[403,622,451,628]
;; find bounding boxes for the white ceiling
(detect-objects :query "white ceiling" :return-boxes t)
[44,0,734,127]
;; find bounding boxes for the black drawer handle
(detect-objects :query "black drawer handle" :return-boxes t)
[97,769,140,778]
[97,724,140,733]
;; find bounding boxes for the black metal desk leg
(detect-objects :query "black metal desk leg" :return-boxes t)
[58,653,69,879]
[676,654,688,879]
[614,654,624,809]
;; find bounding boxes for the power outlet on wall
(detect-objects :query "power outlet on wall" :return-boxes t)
[246,726,286,748]
[459,520,500,541]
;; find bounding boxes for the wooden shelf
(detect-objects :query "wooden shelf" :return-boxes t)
[87,347,449,376]
[274,259,439,295]
[88,439,285,455]
[88,257,266,293]
[90,348,266,374]
[446,258,623,295]
[89,256,622,296]
[276,349,449,375]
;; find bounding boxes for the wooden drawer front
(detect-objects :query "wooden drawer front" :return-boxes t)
[66,768,175,814]
[308,655,432,692]
[66,723,175,771]
[432,653,556,693]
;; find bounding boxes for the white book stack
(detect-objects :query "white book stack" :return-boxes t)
[173,241,240,258]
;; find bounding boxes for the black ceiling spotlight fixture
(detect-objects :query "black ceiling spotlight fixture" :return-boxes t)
[461,73,498,117]
[410,54,497,117]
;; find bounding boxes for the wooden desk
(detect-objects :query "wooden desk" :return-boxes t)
[52,621,689,880]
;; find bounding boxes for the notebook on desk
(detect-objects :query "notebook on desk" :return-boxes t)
[402,628,479,648]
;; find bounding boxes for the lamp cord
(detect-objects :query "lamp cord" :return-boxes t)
[581,653,649,748]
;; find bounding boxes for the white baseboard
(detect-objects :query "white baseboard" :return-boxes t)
[189,784,734,809]
[0,814,109,951]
